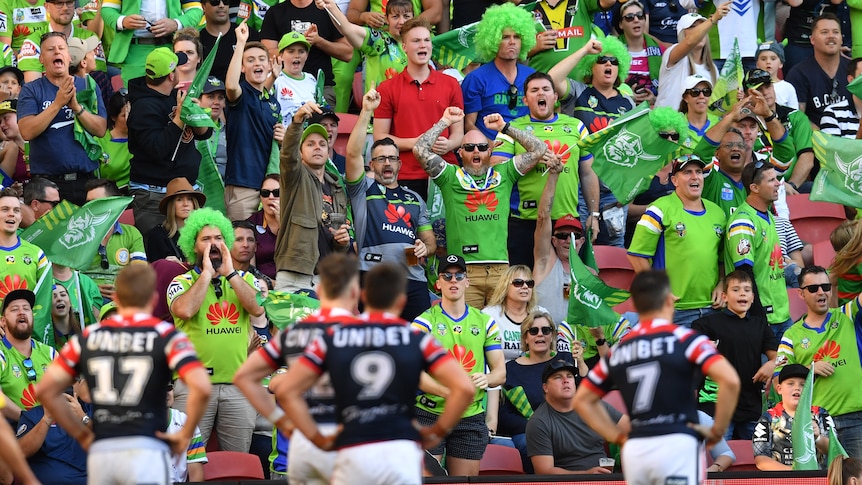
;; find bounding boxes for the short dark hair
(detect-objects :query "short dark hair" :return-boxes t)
[85,178,121,197]
[386,0,414,15]
[244,41,268,54]
[363,263,407,309]
[371,137,397,155]
[107,90,129,128]
[146,74,170,87]
[812,12,841,31]
[741,160,775,194]
[724,269,752,291]
[115,264,156,308]
[630,270,671,314]
[723,128,744,141]
[798,265,828,288]
[23,177,59,204]
[524,71,554,91]
[317,253,359,300]
[232,220,256,239]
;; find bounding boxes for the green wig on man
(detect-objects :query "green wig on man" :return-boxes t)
[177,208,235,264]
[473,3,538,63]
[574,36,632,85]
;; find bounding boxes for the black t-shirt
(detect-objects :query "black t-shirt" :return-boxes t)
[784,0,849,46]
[786,55,854,127]
[643,0,685,44]
[259,0,344,85]
[199,23,260,84]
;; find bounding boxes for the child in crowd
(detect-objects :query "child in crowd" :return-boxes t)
[752,364,832,470]
[272,32,316,121]
[755,41,799,110]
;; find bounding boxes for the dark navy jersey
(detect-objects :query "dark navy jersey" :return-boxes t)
[56,314,201,442]
[259,307,357,424]
[299,312,452,449]
[583,318,721,439]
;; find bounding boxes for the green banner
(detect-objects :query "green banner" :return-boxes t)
[566,235,629,328]
[792,369,819,470]
[811,131,862,208]
[181,34,220,128]
[263,291,320,331]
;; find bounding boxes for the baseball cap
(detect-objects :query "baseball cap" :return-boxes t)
[440,254,467,273]
[300,123,329,144]
[145,47,188,79]
[202,76,226,94]
[778,363,809,383]
[682,74,712,92]
[278,31,311,52]
[0,66,23,85]
[677,13,707,35]
[743,68,773,90]
[99,301,118,320]
[2,289,35,313]
[554,214,583,233]
[309,106,340,125]
[542,357,578,383]
[755,41,785,64]
[670,154,706,174]
[68,36,100,66]
[0,99,17,116]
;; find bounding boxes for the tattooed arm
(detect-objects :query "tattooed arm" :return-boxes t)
[413,107,465,178]
[484,113,547,174]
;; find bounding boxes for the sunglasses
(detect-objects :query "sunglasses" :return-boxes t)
[686,87,712,97]
[22,358,37,382]
[439,272,467,282]
[802,283,831,293]
[622,12,645,21]
[721,142,746,150]
[37,198,60,207]
[597,56,619,66]
[528,326,553,336]
[507,84,519,110]
[461,143,489,152]
[259,188,280,198]
[658,132,680,142]
[512,278,535,288]
[371,155,400,164]
[98,245,109,270]
[554,232,582,240]
[207,0,227,5]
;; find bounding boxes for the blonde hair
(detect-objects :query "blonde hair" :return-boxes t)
[828,456,862,485]
[678,27,718,85]
[164,196,201,238]
[830,220,861,276]
[487,265,538,311]
[520,310,557,353]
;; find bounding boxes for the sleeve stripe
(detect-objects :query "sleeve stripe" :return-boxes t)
[412,319,431,333]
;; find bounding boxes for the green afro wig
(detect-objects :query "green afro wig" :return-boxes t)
[473,3,537,63]
[574,36,632,85]
[177,207,235,263]
[649,107,688,138]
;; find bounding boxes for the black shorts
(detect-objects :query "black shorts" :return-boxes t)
[414,408,488,460]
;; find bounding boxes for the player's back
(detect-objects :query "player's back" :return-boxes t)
[605,319,719,439]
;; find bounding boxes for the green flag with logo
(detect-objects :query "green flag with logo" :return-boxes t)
[30,261,54,347]
[74,76,104,161]
[181,35,220,128]
[578,103,679,205]
[709,38,743,113]
[264,291,321,331]
[811,131,862,208]
[792,369,819,470]
[566,235,629,328]
[21,197,132,270]
[827,423,849,465]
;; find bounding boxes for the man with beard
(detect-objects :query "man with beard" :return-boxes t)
[725,161,792,339]
[414,108,546,308]
[347,89,435,321]
[167,208,264,452]
[702,128,748,217]
[0,290,57,422]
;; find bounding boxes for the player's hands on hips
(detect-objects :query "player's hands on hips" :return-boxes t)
[688,422,724,448]
[310,426,341,451]
[483,113,506,133]
[156,429,193,456]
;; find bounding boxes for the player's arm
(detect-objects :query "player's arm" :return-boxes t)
[233,350,285,429]
[0,405,41,485]
[346,89,378,182]
[413,107,464,178]
[699,357,740,446]
[573,383,628,447]
[157,365,212,455]
[37,364,90,450]
[275,360,336,450]
[418,357,475,448]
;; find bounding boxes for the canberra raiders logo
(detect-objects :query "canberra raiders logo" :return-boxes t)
[603,128,661,168]
[834,152,862,197]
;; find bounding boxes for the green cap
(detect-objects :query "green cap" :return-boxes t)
[301,123,329,144]
[145,47,187,79]
[99,301,118,320]
[278,31,311,52]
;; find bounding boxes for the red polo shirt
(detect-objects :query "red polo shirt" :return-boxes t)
[376,67,464,180]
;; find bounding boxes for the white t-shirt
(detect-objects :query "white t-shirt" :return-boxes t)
[273,72,317,121]
[655,44,716,109]
[168,408,207,483]
[773,80,800,110]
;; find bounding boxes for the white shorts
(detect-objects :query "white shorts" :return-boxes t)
[331,440,423,485]
[287,424,338,485]
[87,437,171,485]
[622,433,705,485]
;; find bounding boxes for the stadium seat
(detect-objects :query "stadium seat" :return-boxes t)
[117,209,135,226]
[202,450,265,481]
[601,389,627,414]
[111,74,124,92]
[594,245,635,292]
[786,194,846,244]
[353,71,363,109]
[332,113,360,157]
[788,287,808,322]
[725,440,758,471]
[479,444,524,475]
[812,239,837,268]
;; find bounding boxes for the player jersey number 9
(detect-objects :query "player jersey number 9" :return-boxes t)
[88,356,154,406]
[351,351,395,400]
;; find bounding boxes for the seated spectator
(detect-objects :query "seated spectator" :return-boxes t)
[97,90,132,190]
[21,177,60,229]
[494,311,580,473]
[753,364,832,470]
[48,284,82,352]
[699,410,737,472]
[245,174,279,280]
[0,99,28,188]
[145,178,206,262]
[830,220,862,305]
[166,384,207,483]
[526,357,628,475]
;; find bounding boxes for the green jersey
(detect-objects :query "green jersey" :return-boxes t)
[82,223,146,289]
[17,24,106,73]
[0,0,46,52]
[167,269,262,383]
[702,168,746,218]
[359,27,406,93]
[0,237,48,305]
[97,133,131,189]
[493,113,589,220]
[0,337,56,410]
[412,304,501,417]
[628,192,726,310]
[529,0,601,79]
[776,301,862,415]
[432,161,522,264]
[778,108,813,180]
[725,202,790,324]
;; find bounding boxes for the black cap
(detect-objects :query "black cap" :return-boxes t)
[309,107,340,125]
[0,66,24,86]
[2,289,35,313]
[670,154,706,175]
[441,254,467,273]
[743,68,773,90]
[542,357,578,383]
[778,363,809,383]
[202,76,225,94]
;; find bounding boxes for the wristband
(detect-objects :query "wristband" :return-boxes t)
[267,407,285,425]
[787,181,798,191]
[74,106,85,116]
[764,111,778,122]
[226,270,240,281]
[590,212,600,218]
[501,122,511,134]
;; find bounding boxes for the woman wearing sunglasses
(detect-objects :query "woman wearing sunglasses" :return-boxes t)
[679,74,720,151]
[245,174,280,279]
[615,0,661,107]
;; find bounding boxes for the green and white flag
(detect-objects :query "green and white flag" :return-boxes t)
[792,368,819,470]
[567,234,629,328]
[811,131,862,208]
[709,38,743,113]
[578,103,679,204]
[264,291,321,331]
[181,34,220,128]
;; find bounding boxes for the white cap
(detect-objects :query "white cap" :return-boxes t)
[676,13,707,35]
[682,74,712,91]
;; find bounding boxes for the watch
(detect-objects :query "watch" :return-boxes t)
[595,339,607,346]
[590,212,600,218]
[82,415,91,426]
[764,111,778,123]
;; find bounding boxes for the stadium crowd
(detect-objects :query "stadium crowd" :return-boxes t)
[0,0,859,481]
